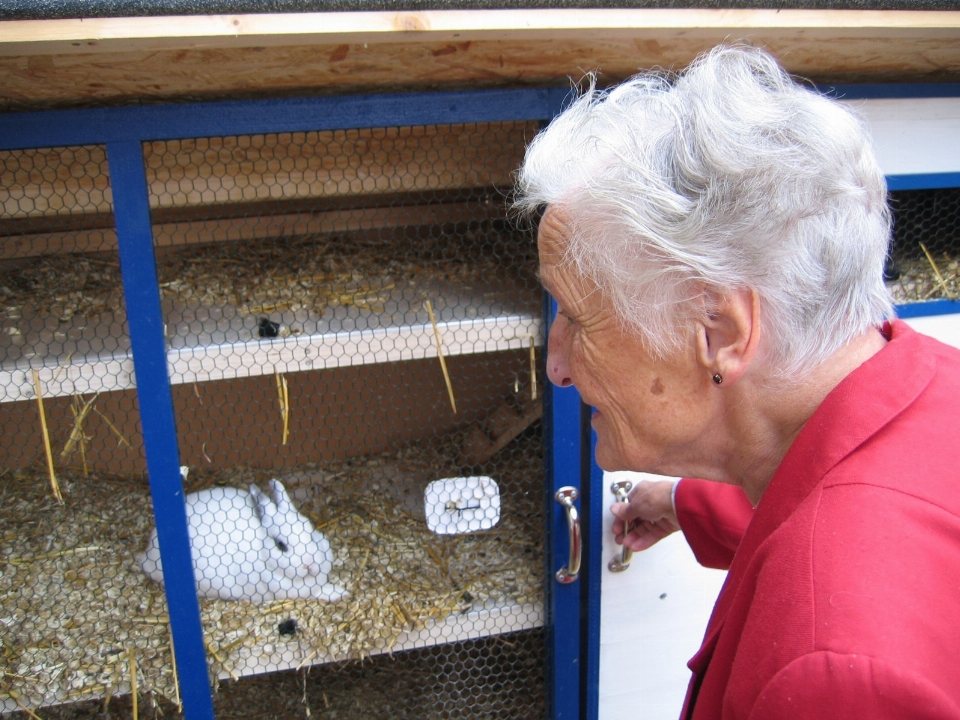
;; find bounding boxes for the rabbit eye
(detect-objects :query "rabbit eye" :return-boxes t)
[275,539,289,553]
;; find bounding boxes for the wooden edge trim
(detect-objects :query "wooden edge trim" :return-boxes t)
[2,8,960,57]
[0,200,502,260]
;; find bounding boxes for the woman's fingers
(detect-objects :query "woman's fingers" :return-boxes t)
[610,480,680,551]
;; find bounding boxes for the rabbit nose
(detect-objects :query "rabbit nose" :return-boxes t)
[306,562,321,576]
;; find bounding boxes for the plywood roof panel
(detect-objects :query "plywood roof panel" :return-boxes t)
[1,9,959,111]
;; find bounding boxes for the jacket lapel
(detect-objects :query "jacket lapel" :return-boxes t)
[682,321,935,716]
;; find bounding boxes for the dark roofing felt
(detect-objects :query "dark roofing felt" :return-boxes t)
[3,0,960,21]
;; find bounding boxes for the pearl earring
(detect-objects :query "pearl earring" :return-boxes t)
[712,373,723,385]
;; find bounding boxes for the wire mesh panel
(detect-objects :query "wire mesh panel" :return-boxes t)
[887,187,960,303]
[0,146,158,715]
[130,121,546,718]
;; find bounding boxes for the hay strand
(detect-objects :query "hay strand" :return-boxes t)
[61,393,99,467]
[528,334,537,402]
[8,544,102,566]
[919,242,956,300]
[102,685,114,715]
[276,372,290,445]
[10,690,44,720]
[297,648,320,671]
[424,299,456,414]
[205,640,240,681]
[300,668,312,719]
[91,406,132,449]
[168,623,181,712]
[128,647,138,720]
[78,403,89,475]
[31,370,63,504]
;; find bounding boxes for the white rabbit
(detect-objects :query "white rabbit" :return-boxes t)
[138,479,347,603]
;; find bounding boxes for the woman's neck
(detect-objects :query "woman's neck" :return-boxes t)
[725,327,889,505]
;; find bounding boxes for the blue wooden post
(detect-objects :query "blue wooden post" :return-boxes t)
[537,85,594,720]
[106,141,215,720]
[544,295,584,720]
[583,428,604,720]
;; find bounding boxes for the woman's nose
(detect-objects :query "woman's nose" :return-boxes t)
[546,319,574,388]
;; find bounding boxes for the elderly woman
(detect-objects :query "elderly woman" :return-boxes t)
[517,46,960,718]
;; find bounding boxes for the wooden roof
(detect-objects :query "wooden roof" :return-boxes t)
[1,8,960,111]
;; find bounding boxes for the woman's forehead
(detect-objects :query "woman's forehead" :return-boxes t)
[536,208,573,269]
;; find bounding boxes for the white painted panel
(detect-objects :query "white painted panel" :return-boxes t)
[904,313,960,350]
[598,471,727,720]
[840,97,960,177]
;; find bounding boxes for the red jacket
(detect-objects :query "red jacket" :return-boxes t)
[674,321,960,719]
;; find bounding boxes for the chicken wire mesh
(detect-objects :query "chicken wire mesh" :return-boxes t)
[887,187,960,303]
[1,122,548,719]
[3,121,960,720]
[0,144,152,718]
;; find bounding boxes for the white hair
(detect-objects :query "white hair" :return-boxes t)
[516,44,895,375]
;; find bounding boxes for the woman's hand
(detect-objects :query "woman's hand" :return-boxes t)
[610,479,681,552]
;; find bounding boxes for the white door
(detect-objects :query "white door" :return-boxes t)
[597,471,727,720]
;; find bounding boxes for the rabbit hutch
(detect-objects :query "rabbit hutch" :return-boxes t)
[1,5,960,720]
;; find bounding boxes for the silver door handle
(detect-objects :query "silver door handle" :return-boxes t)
[608,480,634,572]
[554,486,581,584]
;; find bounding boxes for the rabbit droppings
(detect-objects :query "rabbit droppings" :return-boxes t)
[138,479,348,603]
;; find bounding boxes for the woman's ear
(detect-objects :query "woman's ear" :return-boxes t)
[695,287,761,386]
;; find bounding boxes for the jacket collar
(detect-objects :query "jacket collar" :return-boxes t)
[688,320,936,669]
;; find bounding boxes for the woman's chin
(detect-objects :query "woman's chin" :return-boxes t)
[592,436,626,472]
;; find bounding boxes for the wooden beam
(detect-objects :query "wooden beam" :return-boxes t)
[0,200,503,260]
[1,10,959,114]
[1,9,959,56]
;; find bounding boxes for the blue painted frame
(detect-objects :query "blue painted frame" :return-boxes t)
[887,172,960,320]
[543,297,588,720]
[3,78,957,720]
[107,140,215,720]
[0,89,561,148]
[0,85,576,720]
[581,428,604,720]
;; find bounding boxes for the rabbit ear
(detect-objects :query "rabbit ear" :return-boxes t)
[268,479,294,516]
[250,483,277,525]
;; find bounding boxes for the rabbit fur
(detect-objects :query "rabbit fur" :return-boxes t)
[138,479,347,603]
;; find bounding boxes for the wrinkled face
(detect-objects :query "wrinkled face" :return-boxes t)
[538,207,712,475]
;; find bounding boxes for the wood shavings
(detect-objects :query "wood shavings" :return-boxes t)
[919,242,956,300]
[155,232,523,320]
[0,257,122,322]
[0,429,543,713]
[888,250,960,304]
[0,225,535,325]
